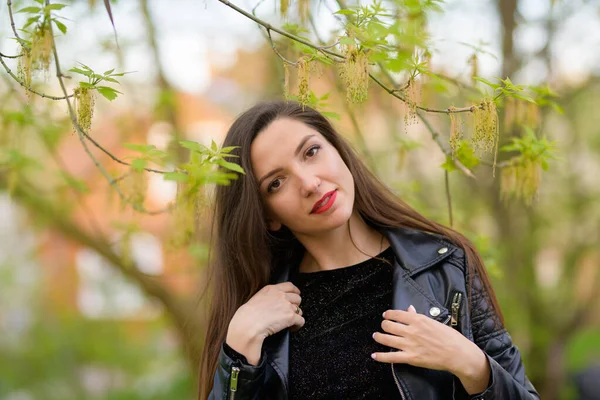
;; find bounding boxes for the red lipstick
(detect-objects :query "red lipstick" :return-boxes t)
[311,190,337,214]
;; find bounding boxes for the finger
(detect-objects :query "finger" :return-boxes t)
[381,319,408,336]
[372,332,407,350]
[371,351,411,364]
[408,305,417,313]
[277,281,301,294]
[383,309,417,324]
[285,292,302,306]
[289,302,303,316]
[291,315,305,330]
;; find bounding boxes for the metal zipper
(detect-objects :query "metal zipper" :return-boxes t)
[229,366,240,400]
[450,292,462,327]
[391,362,407,400]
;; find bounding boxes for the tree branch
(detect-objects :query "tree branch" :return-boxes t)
[0,54,74,100]
[217,0,479,115]
[7,0,30,50]
[46,0,173,215]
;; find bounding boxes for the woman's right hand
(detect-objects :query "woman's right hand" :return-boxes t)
[225,282,304,365]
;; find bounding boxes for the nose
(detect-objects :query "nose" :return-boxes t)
[298,172,321,197]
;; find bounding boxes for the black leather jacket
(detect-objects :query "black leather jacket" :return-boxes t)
[208,227,540,399]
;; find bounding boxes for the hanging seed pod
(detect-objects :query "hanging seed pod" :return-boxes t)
[74,87,96,134]
[448,108,463,155]
[525,102,541,130]
[283,62,290,100]
[403,78,418,126]
[17,49,33,91]
[122,168,147,209]
[500,158,541,205]
[170,188,197,247]
[297,56,311,108]
[500,164,518,203]
[280,0,290,17]
[469,54,478,83]
[504,96,516,130]
[31,21,53,79]
[339,47,369,104]
[472,98,498,154]
[298,0,309,24]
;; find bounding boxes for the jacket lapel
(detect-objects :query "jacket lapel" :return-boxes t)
[264,226,458,398]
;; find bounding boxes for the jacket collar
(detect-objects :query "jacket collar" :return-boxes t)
[383,226,457,276]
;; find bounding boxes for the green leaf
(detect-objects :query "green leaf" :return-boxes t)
[123,143,155,153]
[103,68,115,75]
[216,159,245,175]
[102,77,119,84]
[131,158,147,171]
[79,82,95,89]
[53,19,67,34]
[45,3,67,11]
[69,67,92,77]
[164,172,190,182]
[61,173,89,193]
[96,86,122,101]
[511,93,536,103]
[441,157,457,172]
[334,9,356,15]
[321,111,341,120]
[179,140,205,152]
[23,16,41,29]
[473,76,501,90]
[17,7,41,14]
[220,146,239,153]
[339,36,355,46]
[211,140,218,152]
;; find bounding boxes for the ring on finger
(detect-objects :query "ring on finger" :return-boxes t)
[295,305,301,314]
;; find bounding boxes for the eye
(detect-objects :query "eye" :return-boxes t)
[267,178,282,193]
[305,145,320,159]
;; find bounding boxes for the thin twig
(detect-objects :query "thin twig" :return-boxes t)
[0,51,21,59]
[416,110,477,180]
[0,55,74,100]
[46,0,172,215]
[7,0,30,50]
[267,29,297,66]
[444,169,453,227]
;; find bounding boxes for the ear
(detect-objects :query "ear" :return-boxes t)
[267,218,282,231]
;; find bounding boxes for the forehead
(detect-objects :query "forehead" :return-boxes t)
[250,118,323,174]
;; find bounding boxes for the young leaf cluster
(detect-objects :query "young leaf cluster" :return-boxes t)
[165,140,244,192]
[68,62,131,101]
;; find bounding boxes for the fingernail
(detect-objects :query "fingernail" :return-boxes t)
[382,312,386,318]
[371,353,377,360]
[372,332,376,339]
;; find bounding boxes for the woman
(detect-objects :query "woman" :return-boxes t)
[198,100,539,400]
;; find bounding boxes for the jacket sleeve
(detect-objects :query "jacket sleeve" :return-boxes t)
[455,266,540,400]
[208,342,267,400]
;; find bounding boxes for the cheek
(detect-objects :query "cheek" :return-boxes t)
[265,191,300,221]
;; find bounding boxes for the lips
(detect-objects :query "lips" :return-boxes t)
[311,190,337,214]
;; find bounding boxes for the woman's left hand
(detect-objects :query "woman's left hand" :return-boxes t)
[372,305,491,394]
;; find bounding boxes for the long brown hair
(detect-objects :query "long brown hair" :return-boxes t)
[197,100,503,399]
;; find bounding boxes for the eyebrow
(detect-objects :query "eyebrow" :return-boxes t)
[257,134,315,188]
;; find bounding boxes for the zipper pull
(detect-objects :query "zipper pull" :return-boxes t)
[450,292,462,327]
[229,366,240,400]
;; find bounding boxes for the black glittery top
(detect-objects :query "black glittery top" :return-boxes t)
[289,246,400,400]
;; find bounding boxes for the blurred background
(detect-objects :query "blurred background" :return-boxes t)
[1,0,599,399]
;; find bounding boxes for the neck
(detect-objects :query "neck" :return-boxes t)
[295,212,389,273]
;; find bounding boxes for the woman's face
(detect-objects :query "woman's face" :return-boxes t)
[250,117,355,236]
